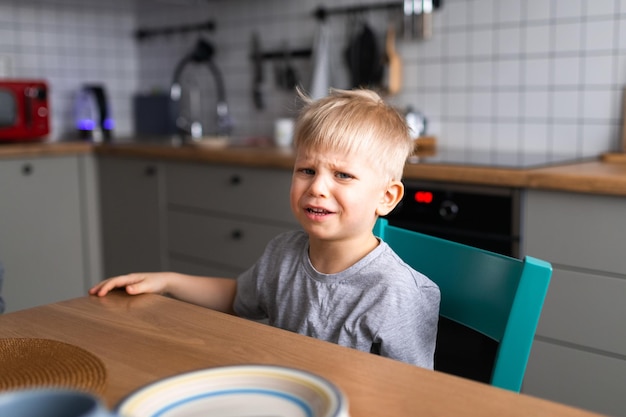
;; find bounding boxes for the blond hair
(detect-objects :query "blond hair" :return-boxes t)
[294,88,413,182]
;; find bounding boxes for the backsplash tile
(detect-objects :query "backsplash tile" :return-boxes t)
[1,0,624,157]
[555,0,584,20]
[0,0,137,141]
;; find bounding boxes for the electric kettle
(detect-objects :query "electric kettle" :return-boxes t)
[75,84,114,142]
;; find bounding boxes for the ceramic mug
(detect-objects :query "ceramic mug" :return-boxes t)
[274,118,295,148]
[0,389,116,417]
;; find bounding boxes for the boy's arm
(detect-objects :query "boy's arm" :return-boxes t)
[89,272,238,314]
[165,274,237,314]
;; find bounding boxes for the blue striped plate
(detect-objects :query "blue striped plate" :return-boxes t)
[116,365,349,417]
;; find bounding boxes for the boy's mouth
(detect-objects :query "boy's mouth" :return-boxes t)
[306,207,332,215]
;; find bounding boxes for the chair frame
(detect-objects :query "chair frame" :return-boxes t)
[374,218,552,392]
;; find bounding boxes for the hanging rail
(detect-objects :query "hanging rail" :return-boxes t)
[313,2,402,21]
[312,1,442,20]
[259,49,312,60]
[135,20,216,41]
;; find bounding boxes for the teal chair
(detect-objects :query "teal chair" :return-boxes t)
[373,218,552,392]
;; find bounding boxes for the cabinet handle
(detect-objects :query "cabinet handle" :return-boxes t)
[231,229,243,240]
[21,163,33,176]
[229,175,242,185]
[144,165,157,176]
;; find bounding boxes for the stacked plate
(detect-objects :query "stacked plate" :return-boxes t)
[117,365,349,417]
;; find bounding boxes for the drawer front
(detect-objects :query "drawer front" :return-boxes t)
[535,267,626,356]
[523,190,626,275]
[524,340,626,417]
[166,162,295,224]
[168,210,296,270]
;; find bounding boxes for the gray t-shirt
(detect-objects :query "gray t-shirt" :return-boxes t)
[234,230,440,369]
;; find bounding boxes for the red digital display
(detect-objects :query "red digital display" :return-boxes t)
[414,191,433,204]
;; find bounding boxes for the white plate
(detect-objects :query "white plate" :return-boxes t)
[117,365,349,417]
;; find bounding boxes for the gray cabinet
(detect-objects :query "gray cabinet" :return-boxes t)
[165,162,298,277]
[521,189,626,417]
[98,156,165,277]
[0,155,102,313]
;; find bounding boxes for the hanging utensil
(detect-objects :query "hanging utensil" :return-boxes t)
[416,0,434,40]
[310,20,332,99]
[385,24,402,95]
[275,42,299,91]
[251,32,264,110]
[402,0,442,40]
[283,44,299,90]
[344,20,384,89]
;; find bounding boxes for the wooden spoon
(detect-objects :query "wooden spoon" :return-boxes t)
[385,25,402,95]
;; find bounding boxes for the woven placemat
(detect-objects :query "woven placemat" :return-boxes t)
[0,338,107,394]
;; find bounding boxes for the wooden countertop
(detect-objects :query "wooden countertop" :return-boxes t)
[94,142,297,170]
[2,141,626,196]
[528,160,626,196]
[0,293,607,417]
[0,141,92,158]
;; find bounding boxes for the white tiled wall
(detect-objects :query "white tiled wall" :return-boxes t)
[136,0,626,158]
[2,0,625,158]
[0,0,137,141]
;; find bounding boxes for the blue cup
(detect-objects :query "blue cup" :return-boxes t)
[0,389,116,417]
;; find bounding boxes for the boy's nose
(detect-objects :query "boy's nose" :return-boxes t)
[308,175,329,197]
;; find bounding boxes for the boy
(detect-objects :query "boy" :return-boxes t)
[90,88,440,369]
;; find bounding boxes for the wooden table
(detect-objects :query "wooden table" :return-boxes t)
[0,292,605,417]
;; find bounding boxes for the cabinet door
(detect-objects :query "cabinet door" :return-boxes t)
[165,162,297,275]
[168,210,295,276]
[521,189,626,416]
[98,157,164,277]
[524,341,626,417]
[0,156,86,312]
[166,162,296,225]
[523,189,626,275]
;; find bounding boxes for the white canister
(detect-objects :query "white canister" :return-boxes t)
[274,118,295,147]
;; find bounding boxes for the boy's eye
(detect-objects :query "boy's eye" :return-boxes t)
[336,172,353,180]
[300,168,315,175]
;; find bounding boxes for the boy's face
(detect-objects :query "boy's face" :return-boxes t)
[290,146,403,245]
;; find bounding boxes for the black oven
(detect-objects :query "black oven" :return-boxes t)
[384,180,521,383]
[385,181,520,258]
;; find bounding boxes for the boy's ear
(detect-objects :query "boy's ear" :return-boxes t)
[376,180,404,216]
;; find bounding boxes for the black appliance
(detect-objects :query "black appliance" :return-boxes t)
[133,93,178,137]
[385,181,520,257]
[385,180,520,383]
[386,151,584,382]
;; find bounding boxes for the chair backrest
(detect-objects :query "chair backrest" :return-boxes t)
[374,218,552,392]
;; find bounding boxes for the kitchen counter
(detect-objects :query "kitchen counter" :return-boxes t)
[2,141,626,196]
[527,159,626,196]
[94,142,297,170]
[0,141,92,157]
[93,144,626,197]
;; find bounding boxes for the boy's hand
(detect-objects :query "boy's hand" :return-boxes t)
[89,273,168,297]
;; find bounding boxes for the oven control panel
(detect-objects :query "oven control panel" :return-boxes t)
[384,182,520,257]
